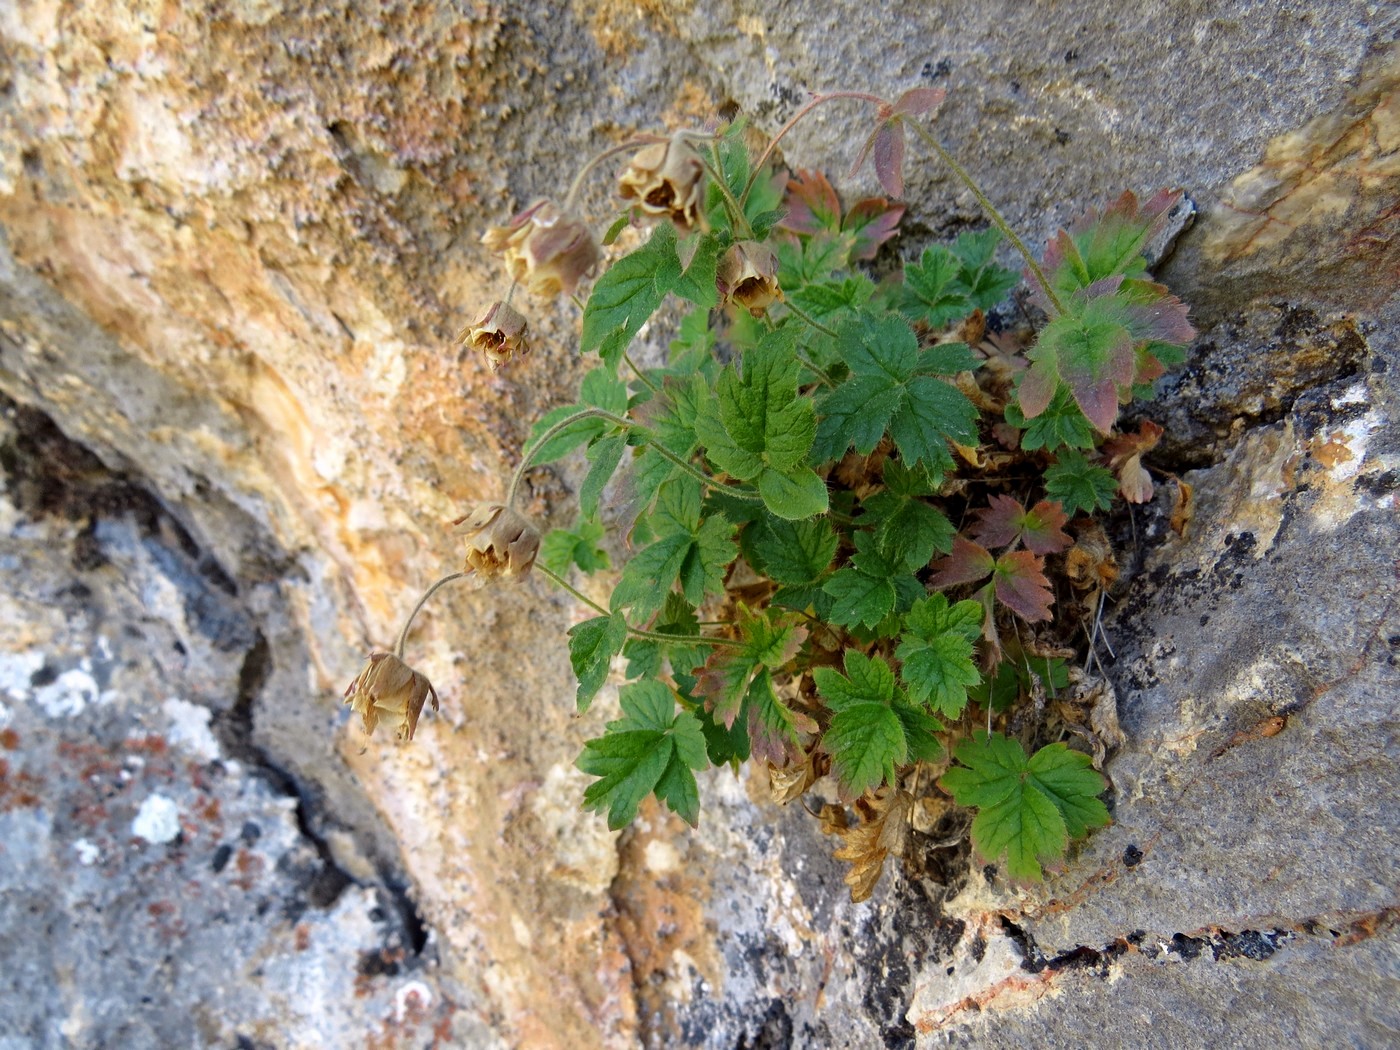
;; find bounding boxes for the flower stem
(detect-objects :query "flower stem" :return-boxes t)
[508,406,763,510]
[623,351,660,393]
[564,137,666,212]
[394,572,470,659]
[741,91,889,207]
[902,119,1065,316]
[535,564,745,647]
[698,145,754,239]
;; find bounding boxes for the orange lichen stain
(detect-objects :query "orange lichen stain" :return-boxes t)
[233,848,264,891]
[0,728,20,750]
[1207,42,1400,290]
[294,923,313,951]
[126,734,170,755]
[0,758,44,811]
[1310,432,1355,470]
[581,0,692,57]
[605,800,722,1038]
[663,79,715,126]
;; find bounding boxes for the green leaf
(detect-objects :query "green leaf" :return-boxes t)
[900,244,972,328]
[860,488,955,574]
[580,432,627,519]
[1044,449,1118,515]
[578,680,708,828]
[813,652,935,797]
[823,566,896,630]
[938,731,1109,881]
[1004,389,1097,452]
[667,306,718,375]
[742,514,839,585]
[694,330,827,520]
[896,593,983,717]
[628,374,705,514]
[613,477,737,620]
[568,612,628,713]
[581,222,682,368]
[673,232,722,308]
[694,607,805,729]
[539,518,611,576]
[949,229,1020,311]
[813,312,977,471]
[1020,291,1137,432]
[747,668,817,765]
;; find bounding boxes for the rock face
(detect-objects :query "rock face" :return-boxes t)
[1,3,1397,1047]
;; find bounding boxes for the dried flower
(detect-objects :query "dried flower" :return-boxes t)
[459,301,530,371]
[453,503,541,579]
[481,199,600,298]
[618,136,706,232]
[343,652,439,742]
[716,240,782,316]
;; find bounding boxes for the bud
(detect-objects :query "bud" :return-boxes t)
[452,503,541,579]
[716,240,782,317]
[482,199,600,298]
[458,301,530,371]
[343,652,439,742]
[618,136,706,232]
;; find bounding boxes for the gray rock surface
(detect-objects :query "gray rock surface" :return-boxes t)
[1,1,1397,1047]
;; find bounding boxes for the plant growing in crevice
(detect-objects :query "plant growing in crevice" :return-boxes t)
[348,88,1196,898]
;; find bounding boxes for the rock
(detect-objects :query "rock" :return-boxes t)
[1,2,1397,1047]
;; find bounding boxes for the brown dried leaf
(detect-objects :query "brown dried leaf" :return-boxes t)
[1168,475,1194,537]
[830,788,914,903]
[768,755,818,805]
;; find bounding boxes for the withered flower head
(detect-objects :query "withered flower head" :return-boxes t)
[717,240,782,317]
[343,652,439,742]
[458,301,530,371]
[452,503,541,579]
[481,199,600,298]
[618,136,706,232]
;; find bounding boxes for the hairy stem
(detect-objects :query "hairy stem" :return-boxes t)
[564,137,666,212]
[623,351,660,393]
[394,572,471,660]
[903,120,1064,315]
[741,91,889,207]
[508,406,763,509]
[536,564,745,647]
[699,144,755,239]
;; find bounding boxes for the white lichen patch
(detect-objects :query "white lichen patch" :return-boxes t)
[34,668,100,718]
[0,650,45,702]
[132,793,182,844]
[162,697,221,761]
[73,838,101,866]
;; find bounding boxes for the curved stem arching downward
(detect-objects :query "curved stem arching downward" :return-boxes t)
[394,571,471,659]
[536,563,745,648]
[741,91,890,208]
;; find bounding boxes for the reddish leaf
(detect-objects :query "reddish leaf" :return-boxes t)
[991,550,1054,623]
[844,198,906,261]
[693,649,750,729]
[972,496,1072,554]
[1021,501,1072,555]
[891,87,946,118]
[971,494,1027,549]
[781,169,842,236]
[872,122,906,198]
[929,535,995,590]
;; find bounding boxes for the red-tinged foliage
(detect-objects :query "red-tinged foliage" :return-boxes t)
[845,198,905,261]
[891,87,946,118]
[929,535,996,590]
[782,170,842,236]
[991,550,1054,623]
[872,122,905,198]
[972,495,1072,555]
